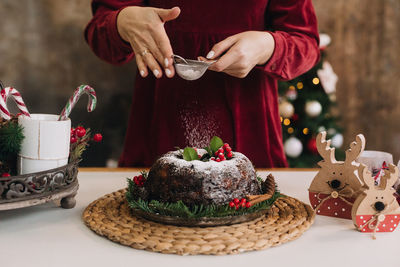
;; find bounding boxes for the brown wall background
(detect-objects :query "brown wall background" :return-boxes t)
[0,0,399,166]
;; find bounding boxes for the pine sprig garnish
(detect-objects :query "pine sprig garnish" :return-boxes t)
[126,180,282,219]
[0,120,24,162]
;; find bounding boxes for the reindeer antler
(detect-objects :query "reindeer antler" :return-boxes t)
[380,164,399,190]
[316,131,336,164]
[345,134,365,165]
[358,163,375,189]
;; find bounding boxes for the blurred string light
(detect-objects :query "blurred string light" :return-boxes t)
[297,82,303,89]
[288,127,294,134]
[289,85,295,90]
[312,77,320,85]
[283,118,290,126]
[303,128,309,135]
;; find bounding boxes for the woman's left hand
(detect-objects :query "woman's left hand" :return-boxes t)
[199,31,275,78]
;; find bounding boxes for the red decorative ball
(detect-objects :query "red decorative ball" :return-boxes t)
[75,126,86,138]
[229,202,235,208]
[93,133,102,142]
[307,138,318,154]
[233,198,240,205]
[1,173,11,177]
[70,136,77,144]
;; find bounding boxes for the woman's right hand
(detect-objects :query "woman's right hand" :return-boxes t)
[117,6,180,78]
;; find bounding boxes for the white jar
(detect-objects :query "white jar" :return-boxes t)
[18,114,71,175]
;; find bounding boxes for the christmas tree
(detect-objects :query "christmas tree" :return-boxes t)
[278,34,344,167]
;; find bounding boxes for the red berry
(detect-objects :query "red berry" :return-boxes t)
[1,173,11,177]
[226,147,232,152]
[70,136,77,144]
[71,128,76,136]
[223,143,230,149]
[210,157,215,161]
[240,198,246,204]
[235,205,239,210]
[227,151,233,158]
[245,202,252,208]
[75,126,86,138]
[218,148,224,154]
[233,198,240,204]
[229,202,235,208]
[214,151,219,156]
[220,158,225,161]
[218,153,225,159]
[216,158,221,162]
[241,202,246,208]
[93,133,102,142]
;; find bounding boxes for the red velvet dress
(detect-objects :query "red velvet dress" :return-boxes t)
[85,0,319,167]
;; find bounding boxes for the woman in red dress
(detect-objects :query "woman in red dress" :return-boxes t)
[85,0,319,167]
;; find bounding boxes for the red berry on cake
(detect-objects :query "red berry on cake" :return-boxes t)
[245,202,252,208]
[233,198,240,204]
[240,198,246,204]
[70,136,77,144]
[218,148,224,154]
[226,146,232,152]
[227,151,233,158]
[210,157,215,161]
[218,153,225,159]
[71,128,76,136]
[216,158,221,162]
[229,202,235,208]
[93,133,102,142]
[76,126,86,138]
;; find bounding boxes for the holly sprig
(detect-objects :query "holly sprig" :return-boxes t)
[69,126,102,162]
[181,136,231,162]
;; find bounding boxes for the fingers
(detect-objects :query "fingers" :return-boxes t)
[135,53,148,77]
[205,35,238,60]
[151,24,174,68]
[208,47,240,72]
[155,7,181,22]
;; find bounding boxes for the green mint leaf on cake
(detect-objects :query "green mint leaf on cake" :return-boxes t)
[209,136,223,154]
[183,147,199,161]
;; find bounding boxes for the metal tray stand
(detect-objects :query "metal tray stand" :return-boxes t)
[0,161,79,211]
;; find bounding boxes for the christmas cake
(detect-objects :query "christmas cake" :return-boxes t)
[145,149,261,206]
[126,137,279,225]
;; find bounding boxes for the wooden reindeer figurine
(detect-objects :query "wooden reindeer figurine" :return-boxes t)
[352,164,400,238]
[309,131,365,219]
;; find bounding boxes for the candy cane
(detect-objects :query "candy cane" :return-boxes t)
[59,85,97,121]
[0,87,31,120]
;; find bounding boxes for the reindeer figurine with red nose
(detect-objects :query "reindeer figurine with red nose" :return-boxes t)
[309,131,365,219]
[352,163,400,238]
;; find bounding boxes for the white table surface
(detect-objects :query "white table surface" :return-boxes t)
[1,170,398,267]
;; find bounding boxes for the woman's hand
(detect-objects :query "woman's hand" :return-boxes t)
[200,31,275,78]
[117,6,180,78]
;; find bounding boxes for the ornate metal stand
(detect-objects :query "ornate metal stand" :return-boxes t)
[0,161,79,211]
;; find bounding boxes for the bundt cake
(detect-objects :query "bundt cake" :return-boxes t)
[145,149,261,206]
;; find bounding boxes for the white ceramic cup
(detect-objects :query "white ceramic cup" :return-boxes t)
[18,114,71,175]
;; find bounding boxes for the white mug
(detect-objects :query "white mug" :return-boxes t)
[18,114,71,175]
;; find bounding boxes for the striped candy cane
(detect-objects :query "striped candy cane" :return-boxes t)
[59,85,97,121]
[0,87,31,120]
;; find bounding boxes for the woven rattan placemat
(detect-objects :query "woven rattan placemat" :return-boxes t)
[82,189,315,255]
